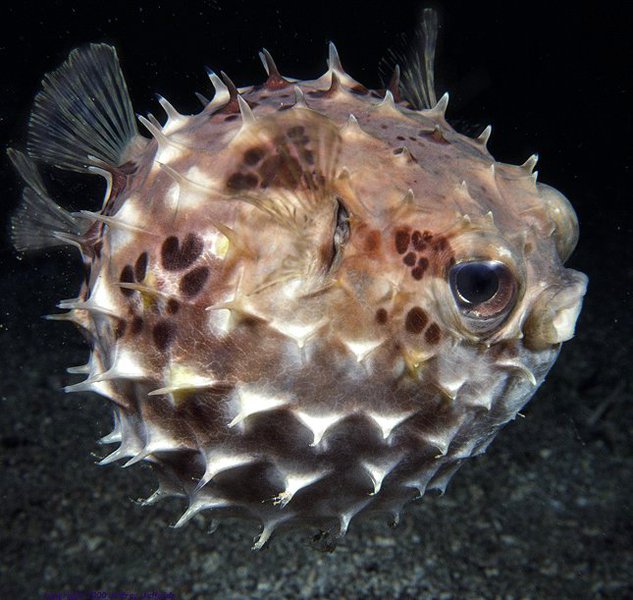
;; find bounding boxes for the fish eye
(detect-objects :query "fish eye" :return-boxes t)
[449,260,517,324]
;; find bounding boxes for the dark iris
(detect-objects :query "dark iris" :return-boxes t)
[451,261,501,305]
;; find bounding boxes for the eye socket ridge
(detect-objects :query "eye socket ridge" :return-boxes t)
[449,259,517,320]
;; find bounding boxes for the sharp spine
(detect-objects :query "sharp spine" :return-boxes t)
[477,124,492,146]
[521,153,539,173]
[237,95,256,124]
[327,41,344,72]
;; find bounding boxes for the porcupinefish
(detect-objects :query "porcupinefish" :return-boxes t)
[10,10,587,549]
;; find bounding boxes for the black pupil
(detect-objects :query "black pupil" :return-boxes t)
[454,262,499,305]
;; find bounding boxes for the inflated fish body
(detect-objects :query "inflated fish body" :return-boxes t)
[10,12,587,548]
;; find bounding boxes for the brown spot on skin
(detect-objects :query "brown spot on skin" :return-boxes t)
[395,230,410,254]
[167,299,180,314]
[403,252,416,266]
[365,230,381,253]
[130,316,143,335]
[425,322,442,344]
[223,114,239,122]
[119,265,134,296]
[405,307,428,334]
[153,320,174,351]
[411,230,427,251]
[134,252,148,282]
[180,266,210,298]
[226,172,259,191]
[243,147,265,166]
[375,308,388,325]
[396,135,406,141]
[411,266,425,281]
[161,234,204,271]
[258,155,302,189]
[417,257,429,270]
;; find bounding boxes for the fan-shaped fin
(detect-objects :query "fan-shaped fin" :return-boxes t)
[27,43,138,173]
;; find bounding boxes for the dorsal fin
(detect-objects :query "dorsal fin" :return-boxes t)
[27,43,138,173]
[8,149,85,251]
[380,8,440,110]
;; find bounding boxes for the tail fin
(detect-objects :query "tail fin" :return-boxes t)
[27,43,138,173]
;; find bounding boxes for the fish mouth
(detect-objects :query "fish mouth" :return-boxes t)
[523,269,588,351]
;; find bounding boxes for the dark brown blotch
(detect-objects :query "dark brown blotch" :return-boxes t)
[425,322,442,345]
[258,155,302,189]
[134,252,148,282]
[395,230,410,254]
[403,252,416,266]
[167,298,180,315]
[365,230,381,253]
[243,147,266,166]
[411,230,426,251]
[153,320,175,351]
[411,266,425,280]
[161,234,204,271]
[119,265,134,297]
[226,171,259,191]
[375,308,388,325]
[180,266,210,298]
[405,307,428,334]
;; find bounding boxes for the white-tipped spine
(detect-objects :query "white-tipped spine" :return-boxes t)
[237,95,256,124]
[477,124,492,146]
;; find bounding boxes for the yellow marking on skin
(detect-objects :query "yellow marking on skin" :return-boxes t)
[150,363,224,406]
[399,346,433,379]
[141,271,159,311]
[213,232,230,258]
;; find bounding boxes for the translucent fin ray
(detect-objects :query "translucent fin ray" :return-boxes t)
[27,44,138,173]
[380,8,439,110]
[8,149,85,251]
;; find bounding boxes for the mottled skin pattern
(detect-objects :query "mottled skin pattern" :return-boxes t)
[14,44,587,549]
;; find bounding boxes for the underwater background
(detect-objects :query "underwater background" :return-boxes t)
[1,1,631,598]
